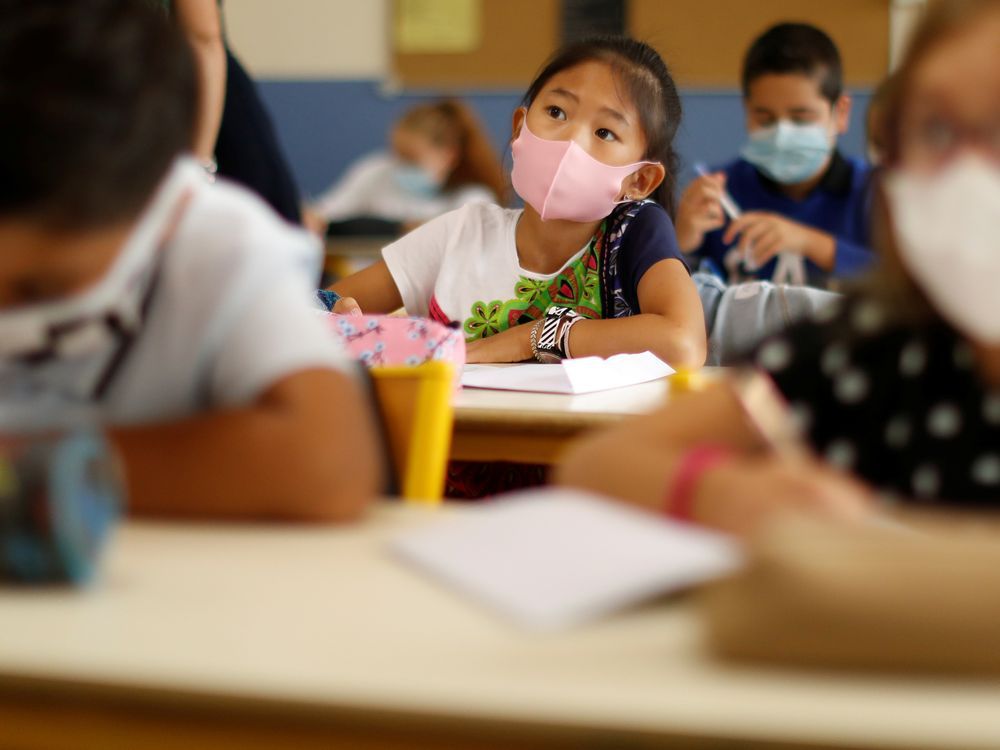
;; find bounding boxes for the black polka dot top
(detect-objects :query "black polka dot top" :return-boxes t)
[752,295,1000,508]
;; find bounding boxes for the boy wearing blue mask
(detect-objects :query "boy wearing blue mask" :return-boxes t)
[0,0,380,521]
[676,23,874,287]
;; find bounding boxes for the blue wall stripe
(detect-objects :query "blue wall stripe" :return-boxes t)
[256,79,872,201]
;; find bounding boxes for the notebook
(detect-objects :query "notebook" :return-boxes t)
[460,352,675,395]
[390,488,742,631]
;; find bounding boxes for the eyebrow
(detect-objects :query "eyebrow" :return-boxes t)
[549,87,631,127]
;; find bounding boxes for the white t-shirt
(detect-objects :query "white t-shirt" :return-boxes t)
[383,202,595,337]
[0,159,350,430]
[383,201,689,341]
[311,152,496,224]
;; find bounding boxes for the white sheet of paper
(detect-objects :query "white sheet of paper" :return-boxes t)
[390,489,742,632]
[461,352,675,395]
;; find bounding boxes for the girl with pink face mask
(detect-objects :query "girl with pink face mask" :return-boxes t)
[558,0,1000,535]
[329,37,706,370]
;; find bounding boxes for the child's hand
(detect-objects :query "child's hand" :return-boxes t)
[333,296,362,316]
[301,207,328,237]
[676,172,727,252]
[465,324,533,364]
[722,212,829,268]
[693,455,873,537]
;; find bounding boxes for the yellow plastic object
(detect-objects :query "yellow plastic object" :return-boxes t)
[369,361,455,505]
[670,367,706,395]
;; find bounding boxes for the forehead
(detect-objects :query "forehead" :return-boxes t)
[909,13,1000,117]
[746,73,830,110]
[537,60,639,117]
[391,127,436,158]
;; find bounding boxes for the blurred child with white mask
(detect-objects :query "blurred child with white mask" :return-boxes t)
[559,0,1000,535]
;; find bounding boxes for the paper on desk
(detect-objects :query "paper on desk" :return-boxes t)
[461,351,674,394]
[390,489,742,632]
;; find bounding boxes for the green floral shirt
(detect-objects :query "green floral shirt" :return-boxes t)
[462,227,604,341]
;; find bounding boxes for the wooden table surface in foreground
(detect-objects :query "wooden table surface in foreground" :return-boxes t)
[1,504,999,750]
[451,367,725,464]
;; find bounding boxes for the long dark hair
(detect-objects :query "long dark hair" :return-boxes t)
[520,36,683,218]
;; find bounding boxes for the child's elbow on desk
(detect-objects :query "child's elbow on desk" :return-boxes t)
[658,327,707,371]
[262,376,382,523]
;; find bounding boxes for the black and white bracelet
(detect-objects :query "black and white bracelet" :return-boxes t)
[531,306,585,363]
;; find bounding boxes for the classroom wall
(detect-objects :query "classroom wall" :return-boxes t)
[227,1,875,198]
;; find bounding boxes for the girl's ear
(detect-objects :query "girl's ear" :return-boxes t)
[510,107,526,142]
[620,163,666,201]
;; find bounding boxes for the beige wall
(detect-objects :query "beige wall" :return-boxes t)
[226,0,915,83]
[224,0,388,79]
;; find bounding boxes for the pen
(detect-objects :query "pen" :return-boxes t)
[693,162,760,273]
[693,162,742,220]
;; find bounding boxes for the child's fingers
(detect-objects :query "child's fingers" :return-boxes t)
[723,214,755,244]
[700,172,726,188]
[701,200,725,224]
[695,181,724,204]
[747,230,782,265]
[738,220,778,256]
[333,296,363,316]
[684,175,723,202]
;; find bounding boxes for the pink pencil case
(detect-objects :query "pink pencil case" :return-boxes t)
[327,314,466,375]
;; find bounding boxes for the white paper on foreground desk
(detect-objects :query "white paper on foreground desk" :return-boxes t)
[461,351,675,394]
[390,489,742,631]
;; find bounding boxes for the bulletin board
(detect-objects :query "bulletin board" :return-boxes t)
[628,0,891,88]
[392,0,561,88]
[391,0,891,90]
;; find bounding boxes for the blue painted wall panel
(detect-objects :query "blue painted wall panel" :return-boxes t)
[255,80,872,201]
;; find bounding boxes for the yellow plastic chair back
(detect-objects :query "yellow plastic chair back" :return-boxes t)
[369,361,455,504]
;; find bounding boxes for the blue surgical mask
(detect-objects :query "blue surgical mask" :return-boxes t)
[393,164,440,198]
[740,121,834,185]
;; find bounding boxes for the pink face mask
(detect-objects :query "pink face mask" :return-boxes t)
[511,118,656,222]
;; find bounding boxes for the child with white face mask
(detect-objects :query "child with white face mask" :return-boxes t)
[558,0,1000,536]
[0,0,381,521]
[676,23,875,288]
[330,37,705,370]
[305,100,507,236]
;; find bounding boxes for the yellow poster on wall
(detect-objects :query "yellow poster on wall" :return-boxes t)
[394,0,482,54]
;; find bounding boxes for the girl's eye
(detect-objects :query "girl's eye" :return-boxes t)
[596,127,617,142]
[546,106,566,121]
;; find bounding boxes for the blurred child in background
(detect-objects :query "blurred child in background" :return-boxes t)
[306,100,507,235]
[677,23,874,287]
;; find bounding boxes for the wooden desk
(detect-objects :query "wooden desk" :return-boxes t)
[1,506,999,750]
[451,368,724,464]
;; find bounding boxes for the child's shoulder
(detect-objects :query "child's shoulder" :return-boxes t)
[158,164,321,302]
[615,199,675,239]
[426,201,520,239]
[183,176,318,269]
[450,200,518,223]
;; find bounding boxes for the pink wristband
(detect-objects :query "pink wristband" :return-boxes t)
[665,445,734,522]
